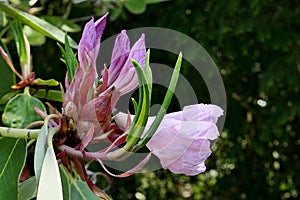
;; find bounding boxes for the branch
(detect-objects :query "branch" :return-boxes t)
[0,126,40,139]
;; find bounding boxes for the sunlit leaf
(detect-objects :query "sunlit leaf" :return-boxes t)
[70,180,99,200]
[34,124,48,185]
[0,3,78,48]
[37,147,63,200]
[18,176,37,200]
[2,93,46,128]
[0,138,27,200]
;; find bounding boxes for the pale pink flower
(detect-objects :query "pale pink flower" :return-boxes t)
[146,104,223,175]
[114,104,223,176]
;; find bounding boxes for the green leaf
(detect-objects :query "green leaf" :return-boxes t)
[33,78,59,86]
[42,15,81,33]
[9,18,29,71]
[124,0,146,14]
[109,3,123,21]
[64,33,78,83]
[0,10,4,27]
[18,176,37,200]
[145,0,170,4]
[0,3,78,48]
[37,147,63,200]
[2,93,46,128]
[32,89,63,102]
[138,52,182,148]
[34,124,48,185]
[70,180,99,200]
[23,25,46,46]
[0,91,20,105]
[0,138,27,200]
[59,166,70,200]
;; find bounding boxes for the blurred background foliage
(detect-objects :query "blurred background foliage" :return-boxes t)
[1,0,300,199]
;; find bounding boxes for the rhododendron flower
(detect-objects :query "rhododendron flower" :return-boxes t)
[115,104,223,176]
[63,13,146,139]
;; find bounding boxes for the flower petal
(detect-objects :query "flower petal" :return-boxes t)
[111,34,146,96]
[108,30,130,85]
[78,14,108,69]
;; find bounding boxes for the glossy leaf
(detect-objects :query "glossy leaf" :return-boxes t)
[0,138,27,200]
[2,93,46,128]
[70,180,100,200]
[34,124,48,185]
[18,176,37,200]
[124,0,146,14]
[0,3,78,48]
[37,147,63,200]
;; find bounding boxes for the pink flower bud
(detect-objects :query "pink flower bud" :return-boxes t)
[145,104,223,175]
[107,33,146,107]
[64,14,108,112]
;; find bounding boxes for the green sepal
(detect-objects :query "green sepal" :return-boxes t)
[125,59,152,149]
[131,97,138,113]
[137,52,182,148]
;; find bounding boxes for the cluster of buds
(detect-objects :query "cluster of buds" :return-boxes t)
[47,13,223,192]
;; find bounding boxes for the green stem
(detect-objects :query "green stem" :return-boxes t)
[0,126,40,139]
